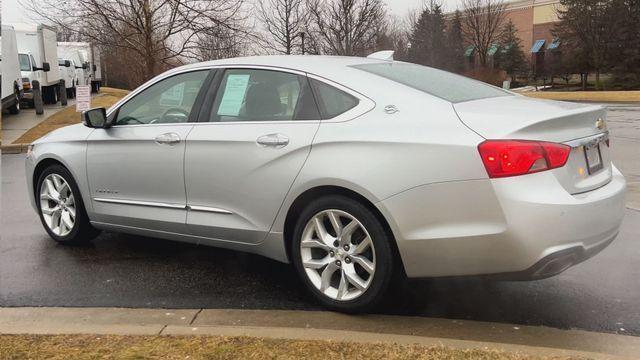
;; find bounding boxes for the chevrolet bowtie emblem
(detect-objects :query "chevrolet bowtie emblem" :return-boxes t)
[595,118,605,130]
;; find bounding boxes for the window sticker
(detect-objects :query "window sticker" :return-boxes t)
[160,83,185,107]
[217,74,250,116]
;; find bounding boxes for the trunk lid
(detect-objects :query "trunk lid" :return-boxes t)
[454,95,612,194]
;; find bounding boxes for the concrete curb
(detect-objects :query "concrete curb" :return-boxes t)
[0,307,638,359]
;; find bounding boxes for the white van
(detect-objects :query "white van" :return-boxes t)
[1,25,24,114]
[11,23,63,105]
[58,58,76,98]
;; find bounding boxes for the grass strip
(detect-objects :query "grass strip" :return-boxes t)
[0,334,582,360]
[523,91,640,102]
[12,87,129,145]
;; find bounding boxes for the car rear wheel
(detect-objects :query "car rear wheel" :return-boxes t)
[36,165,101,244]
[291,195,395,313]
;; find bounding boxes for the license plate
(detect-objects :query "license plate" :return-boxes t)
[584,143,603,174]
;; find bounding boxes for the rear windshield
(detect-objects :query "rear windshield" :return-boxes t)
[351,62,511,103]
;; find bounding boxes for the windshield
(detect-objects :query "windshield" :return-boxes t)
[18,54,31,71]
[352,62,511,103]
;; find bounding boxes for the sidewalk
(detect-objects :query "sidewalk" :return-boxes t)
[1,102,70,146]
[1,307,639,358]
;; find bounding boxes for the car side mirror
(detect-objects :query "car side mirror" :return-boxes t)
[64,60,71,67]
[82,108,111,129]
[82,63,88,70]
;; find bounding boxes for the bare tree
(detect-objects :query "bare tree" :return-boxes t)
[23,0,247,82]
[256,0,308,54]
[376,14,410,60]
[307,0,386,56]
[195,26,248,61]
[461,0,506,67]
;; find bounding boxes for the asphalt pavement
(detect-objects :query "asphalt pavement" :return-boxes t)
[1,103,639,337]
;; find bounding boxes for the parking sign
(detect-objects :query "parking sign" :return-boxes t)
[75,85,91,112]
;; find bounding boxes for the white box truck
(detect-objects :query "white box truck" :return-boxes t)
[1,25,24,114]
[11,23,66,105]
[57,43,89,88]
[58,42,102,93]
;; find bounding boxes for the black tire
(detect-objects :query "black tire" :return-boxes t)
[36,164,101,245]
[291,195,396,313]
[8,90,20,114]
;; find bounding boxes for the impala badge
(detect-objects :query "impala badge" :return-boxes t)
[595,118,605,130]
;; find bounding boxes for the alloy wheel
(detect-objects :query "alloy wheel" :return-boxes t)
[300,209,376,301]
[40,173,76,237]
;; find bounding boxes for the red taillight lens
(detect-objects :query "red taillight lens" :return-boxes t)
[478,140,571,178]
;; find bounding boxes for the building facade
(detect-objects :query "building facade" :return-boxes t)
[461,0,562,72]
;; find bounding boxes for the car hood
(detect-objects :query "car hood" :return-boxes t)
[33,123,93,144]
[453,95,606,143]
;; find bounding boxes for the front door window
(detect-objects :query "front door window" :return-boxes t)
[115,70,209,125]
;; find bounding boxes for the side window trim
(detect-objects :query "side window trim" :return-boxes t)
[196,69,225,123]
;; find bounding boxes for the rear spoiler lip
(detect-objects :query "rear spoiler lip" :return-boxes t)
[564,131,609,148]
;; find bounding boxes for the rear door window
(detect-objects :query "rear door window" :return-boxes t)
[310,79,359,119]
[209,69,320,122]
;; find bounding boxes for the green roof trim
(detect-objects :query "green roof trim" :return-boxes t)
[547,39,560,50]
[487,44,499,56]
[531,39,546,53]
[464,45,475,57]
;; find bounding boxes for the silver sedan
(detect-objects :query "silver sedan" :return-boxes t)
[25,54,626,312]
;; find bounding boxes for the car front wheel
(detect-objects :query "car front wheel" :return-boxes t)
[36,164,101,244]
[291,195,395,313]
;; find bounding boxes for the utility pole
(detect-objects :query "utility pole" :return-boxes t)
[300,32,306,55]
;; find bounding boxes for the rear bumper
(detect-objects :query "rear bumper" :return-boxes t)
[377,165,626,279]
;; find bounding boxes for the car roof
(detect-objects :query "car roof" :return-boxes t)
[171,55,402,98]
[183,55,383,71]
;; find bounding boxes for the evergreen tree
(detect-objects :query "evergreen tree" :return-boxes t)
[609,0,640,87]
[554,0,619,89]
[408,1,447,69]
[496,19,527,80]
[444,10,465,73]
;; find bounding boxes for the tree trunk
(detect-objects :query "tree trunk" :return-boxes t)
[595,70,601,90]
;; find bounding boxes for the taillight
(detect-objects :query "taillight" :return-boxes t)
[478,140,571,178]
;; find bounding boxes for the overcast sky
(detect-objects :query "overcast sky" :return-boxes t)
[2,0,466,24]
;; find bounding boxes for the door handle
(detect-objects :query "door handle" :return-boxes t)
[154,132,181,145]
[256,133,289,148]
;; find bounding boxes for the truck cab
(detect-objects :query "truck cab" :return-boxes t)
[11,23,62,106]
[18,52,49,105]
[58,58,76,98]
